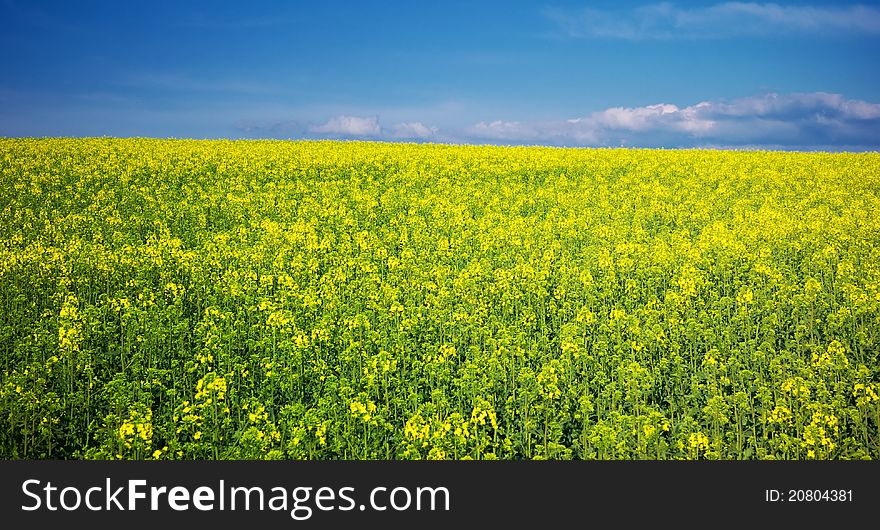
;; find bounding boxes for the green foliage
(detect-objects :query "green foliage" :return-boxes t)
[1,138,879,460]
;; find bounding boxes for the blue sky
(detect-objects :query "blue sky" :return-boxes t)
[1,0,879,148]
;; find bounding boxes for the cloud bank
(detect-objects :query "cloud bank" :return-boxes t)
[546,2,880,40]
[389,121,439,139]
[464,92,880,148]
[230,92,880,149]
[309,115,382,136]
[305,115,437,140]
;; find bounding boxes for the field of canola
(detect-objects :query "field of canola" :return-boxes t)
[1,138,879,460]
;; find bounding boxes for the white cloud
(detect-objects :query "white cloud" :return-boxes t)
[390,121,437,138]
[229,94,880,148]
[309,115,382,136]
[706,92,880,120]
[469,120,543,141]
[546,2,880,40]
[465,92,880,148]
[592,103,710,131]
[306,116,439,139]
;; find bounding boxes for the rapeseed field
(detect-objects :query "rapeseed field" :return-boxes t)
[1,138,878,460]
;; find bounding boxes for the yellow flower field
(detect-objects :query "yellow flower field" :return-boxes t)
[1,138,878,459]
